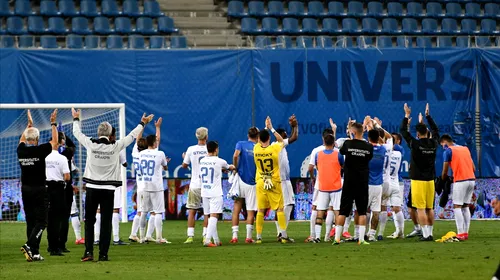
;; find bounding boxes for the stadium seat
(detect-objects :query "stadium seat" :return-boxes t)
[461,19,478,35]
[316,36,333,48]
[340,36,353,48]
[283,18,300,34]
[377,36,393,48]
[262,17,280,34]
[228,1,246,18]
[59,0,78,16]
[129,35,145,49]
[387,2,404,17]
[7,17,26,35]
[41,35,58,48]
[80,1,99,17]
[158,16,178,33]
[19,35,34,48]
[276,35,292,48]
[255,36,272,48]
[15,0,34,16]
[28,16,46,34]
[0,1,12,17]
[267,1,284,17]
[94,17,113,35]
[406,2,424,17]
[397,36,411,48]
[102,0,121,17]
[445,3,464,18]
[416,37,432,48]
[465,3,481,18]
[441,18,459,35]
[136,17,156,35]
[170,36,187,48]
[302,18,319,34]
[402,18,419,34]
[361,18,380,34]
[115,17,133,34]
[322,18,340,34]
[342,18,359,34]
[328,2,346,17]
[347,1,365,17]
[72,17,91,35]
[66,34,83,49]
[481,19,499,35]
[0,35,15,48]
[287,1,305,17]
[40,1,59,17]
[48,17,67,34]
[357,36,373,48]
[241,17,258,34]
[367,2,385,18]
[437,37,452,47]
[144,1,164,17]
[456,37,470,48]
[307,1,324,18]
[476,36,492,47]
[422,18,439,34]
[123,0,141,17]
[426,2,444,18]
[382,18,400,34]
[484,3,499,18]
[249,1,265,17]
[106,35,123,49]
[496,37,500,47]
[85,35,100,49]
[296,36,313,48]
[150,36,165,49]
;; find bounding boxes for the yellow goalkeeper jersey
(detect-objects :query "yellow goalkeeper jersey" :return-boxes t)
[253,142,283,183]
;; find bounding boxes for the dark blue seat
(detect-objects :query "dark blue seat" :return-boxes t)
[456,37,470,47]
[302,18,319,34]
[445,3,464,18]
[287,1,305,17]
[340,36,353,48]
[241,17,258,34]
[387,2,404,17]
[0,35,15,48]
[322,18,339,34]
[422,18,439,34]
[66,34,83,49]
[71,17,91,35]
[283,17,300,34]
[382,18,400,34]
[40,1,59,17]
[362,18,379,34]
[129,35,145,49]
[426,2,444,18]
[481,19,499,35]
[484,3,499,18]
[307,1,324,17]
[465,3,481,18]
[328,2,345,17]
[85,35,100,49]
[0,1,12,17]
[228,1,246,18]
[460,19,477,35]
[262,17,279,34]
[94,16,113,35]
[255,36,272,48]
[48,17,67,34]
[102,0,121,17]
[396,36,411,48]
[80,1,99,17]
[357,36,373,48]
[407,2,424,17]
[249,1,265,17]
[137,17,156,34]
[402,18,419,34]
[476,36,492,47]
[267,1,284,17]
[316,36,333,48]
[441,18,459,34]
[28,16,46,34]
[367,1,384,18]
[106,35,123,49]
[437,37,452,47]
[115,17,132,34]
[15,0,34,16]
[347,1,364,17]
[158,16,178,33]
[170,36,187,48]
[41,35,58,48]
[416,37,432,48]
[150,36,165,49]
[342,18,359,34]
[59,0,78,16]
[123,0,141,17]
[144,1,163,18]
[276,35,292,48]
[19,35,34,48]
[296,36,313,48]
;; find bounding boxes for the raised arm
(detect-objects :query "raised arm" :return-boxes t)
[373,117,392,140]
[266,116,283,143]
[72,108,92,148]
[233,145,241,171]
[425,104,439,141]
[329,118,337,139]
[64,134,76,157]
[117,113,154,149]
[288,115,299,144]
[400,103,416,147]
[155,117,162,144]
[19,110,33,144]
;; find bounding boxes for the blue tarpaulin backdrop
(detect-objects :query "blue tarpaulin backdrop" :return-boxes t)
[0,48,499,178]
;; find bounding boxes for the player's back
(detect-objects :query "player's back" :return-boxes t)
[139,149,167,191]
[236,140,256,185]
[200,156,227,197]
[446,145,475,182]
[274,139,290,181]
[184,144,208,187]
[389,144,404,183]
[132,144,144,190]
[382,138,394,182]
[253,142,282,183]
[369,145,386,185]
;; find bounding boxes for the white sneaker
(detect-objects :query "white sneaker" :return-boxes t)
[387,232,404,239]
[368,235,377,242]
[129,235,140,242]
[32,254,45,261]
[324,237,332,242]
[145,237,156,243]
[157,238,172,244]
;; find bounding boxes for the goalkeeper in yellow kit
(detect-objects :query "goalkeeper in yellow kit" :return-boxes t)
[253,116,294,244]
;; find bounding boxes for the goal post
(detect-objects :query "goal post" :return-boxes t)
[0,103,128,223]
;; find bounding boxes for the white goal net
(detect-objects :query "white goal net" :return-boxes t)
[0,104,126,222]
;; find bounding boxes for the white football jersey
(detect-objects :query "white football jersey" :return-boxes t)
[382,138,394,183]
[139,149,168,192]
[389,147,403,184]
[199,156,228,198]
[132,143,145,191]
[183,144,208,188]
[273,138,290,181]
[45,150,70,181]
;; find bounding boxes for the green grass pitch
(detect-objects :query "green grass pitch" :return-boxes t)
[1,220,499,280]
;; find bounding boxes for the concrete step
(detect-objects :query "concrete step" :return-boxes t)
[186,35,245,47]
[172,16,229,23]
[161,4,219,12]
[173,20,233,29]
[182,29,238,35]
[165,11,225,18]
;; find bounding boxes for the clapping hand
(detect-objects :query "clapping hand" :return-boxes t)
[289,115,298,127]
[425,103,430,116]
[50,109,58,123]
[71,108,81,119]
[155,117,163,128]
[27,109,33,128]
[141,113,154,125]
[404,103,411,118]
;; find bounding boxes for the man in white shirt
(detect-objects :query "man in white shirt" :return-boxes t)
[182,127,209,244]
[45,133,71,256]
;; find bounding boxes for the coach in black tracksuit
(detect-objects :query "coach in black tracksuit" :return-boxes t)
[59,134,76,252]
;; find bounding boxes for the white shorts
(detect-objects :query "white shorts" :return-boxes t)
[238,177,257,211]
[382,181,402,207]
[186,186,203,210]
[452,180,475,205]
[203,196,223,215]
[113,187,121,209]
[316,190,342,211]
[282,180,295,206]
[312,188,319,206]
[368,185,382,212]
[70,195,78,215]
[138,191,165,213]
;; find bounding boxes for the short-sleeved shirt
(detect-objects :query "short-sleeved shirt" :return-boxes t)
[339,139,373,186]
[443,144,475,183]
[46,150,70,181]
[235,140,256,185]
[309,145,325,190]
[382,138,394,183]
[315,148,344,192]
[200,156,229,198]
[183,145,208,188]
[369,144,387,186]
[273,139,290,181]
[139,149,168,192]
[389,144,404,183]
[17,142,52,186]
[254,142,283,183]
